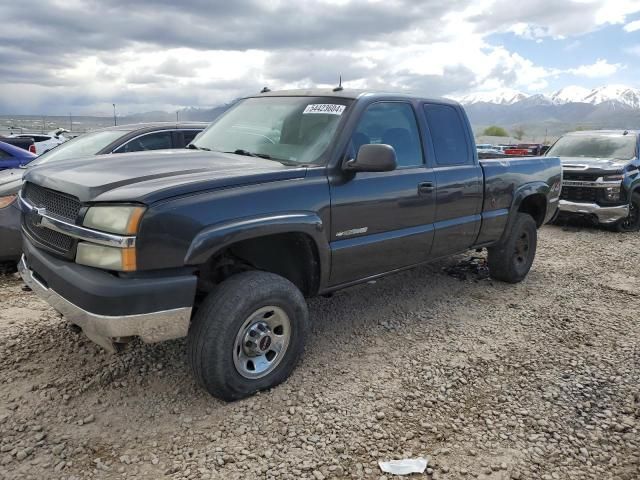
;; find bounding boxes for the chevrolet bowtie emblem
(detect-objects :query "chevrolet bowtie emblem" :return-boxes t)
[32,207,47,226]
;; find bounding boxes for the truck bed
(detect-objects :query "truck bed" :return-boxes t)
[476,156,562,244]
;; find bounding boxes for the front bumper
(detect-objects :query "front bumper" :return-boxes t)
[19,241,197,352]
[558,200,629,224]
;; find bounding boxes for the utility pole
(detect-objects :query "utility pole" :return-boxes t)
[42,116,46,133]
[113,104,117,126]
[176,111,179,122]
[69,113,72,132]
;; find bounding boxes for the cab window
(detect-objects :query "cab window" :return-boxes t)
[349,102,423,168]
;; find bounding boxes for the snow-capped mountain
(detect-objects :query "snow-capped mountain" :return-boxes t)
[581,85,640,108]
[458,85,640,108]
[458,88,528,105]
[550,86,591,104]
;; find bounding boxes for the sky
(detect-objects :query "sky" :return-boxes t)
[1,0,639,115]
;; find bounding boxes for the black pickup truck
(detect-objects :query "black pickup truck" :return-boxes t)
[18,89,562,400]
[547,130,640,231]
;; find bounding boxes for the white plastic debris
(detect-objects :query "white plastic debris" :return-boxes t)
[378,457,428,475]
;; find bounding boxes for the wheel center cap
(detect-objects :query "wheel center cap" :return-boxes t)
[259,336,272,351]
[243,321,274,356]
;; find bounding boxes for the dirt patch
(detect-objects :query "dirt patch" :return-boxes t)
[0,226,638,479]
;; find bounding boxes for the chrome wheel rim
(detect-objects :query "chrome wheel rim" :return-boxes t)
[232,306,291,379]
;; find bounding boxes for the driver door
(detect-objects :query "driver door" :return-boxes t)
[328,101,436,286]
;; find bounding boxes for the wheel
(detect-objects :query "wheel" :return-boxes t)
[188,271,309,401]
[488,213,537,283]
[614,192,640,232]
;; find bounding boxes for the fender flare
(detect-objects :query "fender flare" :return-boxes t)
[498,181,550,245]
[184,211,330,287]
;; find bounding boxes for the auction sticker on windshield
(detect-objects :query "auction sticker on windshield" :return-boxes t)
[303,104,346,115]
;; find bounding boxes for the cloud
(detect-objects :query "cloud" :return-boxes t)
[624,19,640,32]
[0,0,638,114]
[567,59,623,78]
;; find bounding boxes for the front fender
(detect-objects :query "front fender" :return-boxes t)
[184,211,330,286]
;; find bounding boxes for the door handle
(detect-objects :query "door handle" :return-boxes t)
[418,182,434,194]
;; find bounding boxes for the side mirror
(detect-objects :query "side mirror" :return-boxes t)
[344,144,397,172]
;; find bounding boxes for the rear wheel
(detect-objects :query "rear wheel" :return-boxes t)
[614,192,640,232]
[488,213,537,283]
[188,271,309,401]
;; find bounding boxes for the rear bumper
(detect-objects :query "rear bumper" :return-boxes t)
[19,240,197,352]
[558,200,628,224]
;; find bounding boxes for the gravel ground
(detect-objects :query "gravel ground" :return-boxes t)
[0,225,638,480]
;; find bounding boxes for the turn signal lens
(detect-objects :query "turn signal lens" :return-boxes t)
[0,195,17,209]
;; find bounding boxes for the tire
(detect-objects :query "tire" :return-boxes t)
[188,271,309,401]
[488,213,537,283]
[614,192,640,233]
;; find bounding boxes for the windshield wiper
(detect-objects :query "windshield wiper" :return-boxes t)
[187,144,212,151]
[227,149,273,159]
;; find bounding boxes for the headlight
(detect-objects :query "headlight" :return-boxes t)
[0,194,17,209]
[604,186,621,201]
[603,174,623,182]
[76,242,137,271]
[83,205,145,235]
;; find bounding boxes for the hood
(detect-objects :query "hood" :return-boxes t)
[24,149,308,203]
[558,156,631,172]
[0,168,25,197]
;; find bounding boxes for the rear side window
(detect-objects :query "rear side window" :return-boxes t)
[351,102,423,167]
[181,130,201,146]
[115,131,173,153]
[423,104,471,166]
[0,149,11,159]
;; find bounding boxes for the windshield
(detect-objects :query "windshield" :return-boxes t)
[547,134,637,160]
[192,96,352,164]
[31,130,125,166]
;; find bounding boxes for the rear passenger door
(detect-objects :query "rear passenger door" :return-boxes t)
[329,101,436,285]
[422,104,483,257]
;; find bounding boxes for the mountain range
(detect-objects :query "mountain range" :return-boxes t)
[456,85,640,139]
[458,85,640,108]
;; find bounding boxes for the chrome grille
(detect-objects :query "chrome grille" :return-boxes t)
[23,182,81,221]
[22,182,80,258]
[24,214,75,254]
[562,172,600,182]
[561,187,598,203]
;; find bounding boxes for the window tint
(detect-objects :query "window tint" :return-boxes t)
[181,130,201,146]
[0,149,11,159]
[115,131,173,153]
[350,102,423,167]
[423,104,470,165]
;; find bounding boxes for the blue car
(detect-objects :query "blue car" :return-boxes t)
[0,141,37,170]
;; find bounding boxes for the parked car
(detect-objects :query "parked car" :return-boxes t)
[0,122,207,265]
[0,141,37,170]
[10,128,69,154]
[17,89,561,400]
[476,144,505,158]
[0,136,37,154]
[547,130,640,231]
